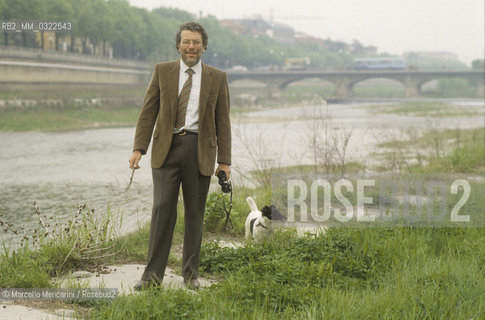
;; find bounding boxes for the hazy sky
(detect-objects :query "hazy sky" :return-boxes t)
[128,0,484,64]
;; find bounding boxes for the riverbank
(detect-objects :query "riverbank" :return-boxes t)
[1,119,484,318]
[1,95,483,318]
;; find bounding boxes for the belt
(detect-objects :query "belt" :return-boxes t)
[175,129,198,136]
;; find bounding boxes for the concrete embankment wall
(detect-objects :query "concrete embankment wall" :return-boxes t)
[0,46,151,85]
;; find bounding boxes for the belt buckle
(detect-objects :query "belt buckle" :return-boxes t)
[179,130,187,136]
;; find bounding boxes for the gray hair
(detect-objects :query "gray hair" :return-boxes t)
[175,21,208,50]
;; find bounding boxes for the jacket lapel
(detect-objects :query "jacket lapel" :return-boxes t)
[168,61,180,125]
[198,63,213,124]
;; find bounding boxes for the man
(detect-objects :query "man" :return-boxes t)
[129,22,231,290]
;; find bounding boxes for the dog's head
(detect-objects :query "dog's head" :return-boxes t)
[262,206,272,219]
[261,205,287,221]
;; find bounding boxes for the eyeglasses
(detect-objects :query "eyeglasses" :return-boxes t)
[180,39,203,47]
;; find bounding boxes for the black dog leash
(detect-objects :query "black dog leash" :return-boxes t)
[217,170,233,231]
[223,182,233,231]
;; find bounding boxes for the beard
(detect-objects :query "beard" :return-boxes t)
[180,47,204,67]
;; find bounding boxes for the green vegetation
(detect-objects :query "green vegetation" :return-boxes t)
[417,127,484,173]
[0,107,140,131]
[1,204,118,288]
[0,84,146,100]
[367,101,484,117]
[0,84,145,131]
[0,104,141,131]
[88,228,485,320]
[424,78,479,98]
[3,194,484,319]
[352,80,406,98]
[472,59,485,70]
[374,126,485,174]
[0,0,353,70]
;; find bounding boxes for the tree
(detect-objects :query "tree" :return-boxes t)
[6,0,45,47]
[0,0,360,69]
[471,59,484,70]
[71,0,99,54]
[108,0,140,59]
[0,0,10,45]
[44,0,73,50]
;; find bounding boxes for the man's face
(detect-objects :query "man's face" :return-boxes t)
[178,30,205,67]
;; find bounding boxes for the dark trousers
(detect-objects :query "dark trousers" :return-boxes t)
[141,134,211,282]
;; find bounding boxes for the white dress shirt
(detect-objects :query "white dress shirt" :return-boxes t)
[175,59,202,133]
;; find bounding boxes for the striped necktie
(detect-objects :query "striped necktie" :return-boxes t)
[175,68,194,130]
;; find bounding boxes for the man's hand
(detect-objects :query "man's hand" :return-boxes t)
[215,163,231,179]
[129,150,142,169]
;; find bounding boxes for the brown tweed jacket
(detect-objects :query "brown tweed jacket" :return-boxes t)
[133,60,231,176]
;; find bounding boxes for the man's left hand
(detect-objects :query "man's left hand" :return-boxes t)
[216,163,231,180]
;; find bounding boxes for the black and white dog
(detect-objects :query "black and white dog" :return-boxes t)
[245,197,286,241]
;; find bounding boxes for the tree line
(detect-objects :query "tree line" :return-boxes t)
[0,0,357,69]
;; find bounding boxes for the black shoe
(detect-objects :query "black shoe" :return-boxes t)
[134,280,159,291]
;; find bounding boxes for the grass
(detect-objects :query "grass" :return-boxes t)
[0,105,142,131]
[0,204,122,287]
[88,228,485,320]
[0,83,145,131]
[4,218,484,319]
[374,127,485,174]
[0,84,147,100]
[352,84,405,98]
[366,101,484,117]
[422,128,485,173]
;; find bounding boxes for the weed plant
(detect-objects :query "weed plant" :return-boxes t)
[0,204,119,287]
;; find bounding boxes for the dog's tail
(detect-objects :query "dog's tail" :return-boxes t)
[246,197,258,212]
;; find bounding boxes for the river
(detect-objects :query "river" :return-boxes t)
[1,99,483,246]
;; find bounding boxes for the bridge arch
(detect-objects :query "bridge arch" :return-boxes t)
[420,76,477,96]
[286,77,336,99]
[351,77,406,97]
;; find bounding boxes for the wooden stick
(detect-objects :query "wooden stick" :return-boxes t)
[125,168,136,192]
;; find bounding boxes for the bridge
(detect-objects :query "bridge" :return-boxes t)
[0,44,483,98]
[226,69,485,98]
